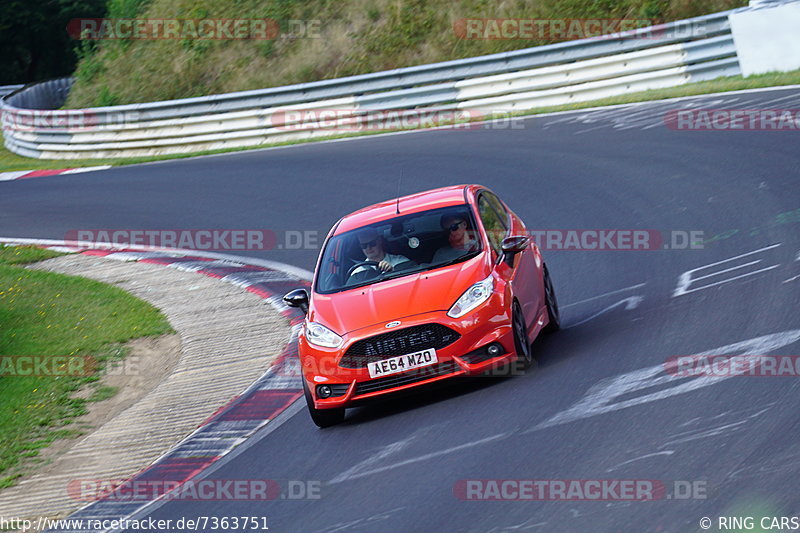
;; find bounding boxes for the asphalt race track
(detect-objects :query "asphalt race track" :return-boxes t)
[2,87,800,532]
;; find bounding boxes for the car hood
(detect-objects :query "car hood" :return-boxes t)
[309,254,489,335]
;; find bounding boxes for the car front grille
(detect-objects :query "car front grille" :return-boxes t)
[339,324,461,368]
[354,361,461,396]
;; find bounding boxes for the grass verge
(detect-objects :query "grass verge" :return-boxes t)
[65,0,748,107]
[0,245,172,489]
[1,68,799,173]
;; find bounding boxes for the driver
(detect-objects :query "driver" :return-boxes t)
[351,228,410,276]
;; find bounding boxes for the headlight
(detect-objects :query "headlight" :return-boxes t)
[447,274,494,318]
[305,321,343,348]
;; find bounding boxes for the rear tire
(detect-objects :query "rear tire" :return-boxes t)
[543,264,560,333]
[303,379,345,428]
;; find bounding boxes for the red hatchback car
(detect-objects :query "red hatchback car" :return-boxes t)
[283,185,559,427]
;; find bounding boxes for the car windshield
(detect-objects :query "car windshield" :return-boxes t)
[314,205,483,294]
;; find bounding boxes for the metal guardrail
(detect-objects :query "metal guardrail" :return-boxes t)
[1,9,745,159]
[0,85,24,98]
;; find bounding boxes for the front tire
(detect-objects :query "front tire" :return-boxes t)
[512,301,532,370]
[543,264,560,333]
[303,379,345,428]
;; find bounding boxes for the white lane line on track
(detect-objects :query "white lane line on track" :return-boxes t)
[0,171,30,181]
[690,260,762,283]
[541,85,800,128]
[605,451,675,473]
[529,329,800,433]
[0,166,112,182]
[61,165,112,174]
[556,90,800,134]
[675,265,781,295]
[318,507,407,533]
[735,92,800,108]
[566,296,644,329]
[672,243,782,297]
[329,432,510,485]
[660,405,772,449]
[329,434,417,484]
[561,282,647,309]
[661,417,758,447]
[487,518,549,532]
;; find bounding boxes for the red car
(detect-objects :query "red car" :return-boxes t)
[283,185,559,427]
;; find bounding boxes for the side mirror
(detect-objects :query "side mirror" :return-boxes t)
[501,235,529,254]
[501,235,529,266]
[283,288,310,314]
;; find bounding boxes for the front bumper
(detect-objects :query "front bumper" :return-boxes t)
[300,296,518,409]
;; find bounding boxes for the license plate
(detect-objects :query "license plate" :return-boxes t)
[367,348,438,378]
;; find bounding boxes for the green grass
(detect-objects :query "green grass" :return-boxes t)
[88,385,118,402]
[0,245,172,488]
[0,246,63,265]
[2,68,799,173]
[64,0,749,108]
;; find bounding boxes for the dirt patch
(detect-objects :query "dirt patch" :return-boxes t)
[19,334,181,480]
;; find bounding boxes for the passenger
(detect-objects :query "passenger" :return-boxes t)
[351,228,410,275]
[432,213,478,263]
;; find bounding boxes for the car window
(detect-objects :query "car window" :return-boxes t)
[478,195,507,255]
[483,192,510,228]
[315,205,482,294]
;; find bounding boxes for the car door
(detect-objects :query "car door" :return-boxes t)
[477,191,542,333]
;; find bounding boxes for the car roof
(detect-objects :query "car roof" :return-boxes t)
[334,184,482,235]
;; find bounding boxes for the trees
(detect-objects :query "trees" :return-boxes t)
[0,0,106,84]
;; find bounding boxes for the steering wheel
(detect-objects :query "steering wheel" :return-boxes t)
[346,260,382,278]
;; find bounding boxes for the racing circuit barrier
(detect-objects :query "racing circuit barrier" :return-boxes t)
[0,2,796,159]
[0,85,24,98]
